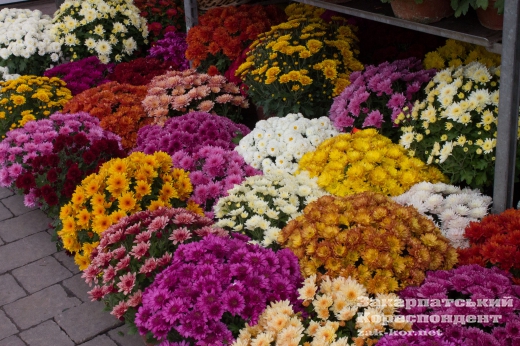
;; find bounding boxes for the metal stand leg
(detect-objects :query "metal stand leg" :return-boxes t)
[492,0,520,213]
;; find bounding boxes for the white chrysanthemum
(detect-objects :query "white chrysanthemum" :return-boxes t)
[439,141,454,163]
[95,39,111,55]
[399,131,415,149]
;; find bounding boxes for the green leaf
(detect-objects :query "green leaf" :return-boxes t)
[475,0,489,9]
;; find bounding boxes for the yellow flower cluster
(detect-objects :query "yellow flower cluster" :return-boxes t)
[57,151,200,270]
[236,12,362,118]
[278,193,458,294]
[298,129,446,197]
[424,39,501,70]
[284,3,325,19]
[0,75,72,137]
[400,62,505,188]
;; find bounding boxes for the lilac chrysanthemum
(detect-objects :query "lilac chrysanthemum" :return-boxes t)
[135,235,303,345]
[171,145,261,216]
[396,265,520,345]
[0,111,120,190]
[132,111,250,156]
[329,57,435,141]
[148,32,189,70]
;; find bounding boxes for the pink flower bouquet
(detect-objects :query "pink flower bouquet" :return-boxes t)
[83,207,229,333]
[142,69,248,124]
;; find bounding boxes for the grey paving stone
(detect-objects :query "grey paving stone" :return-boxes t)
[12,256,72,294]
[107,326,145,346]
[1,194,36,216]
[4,285,81,330]
[0,203,13,222]
[0,310,18,340]
[0,335,26,346]
[78,335,118,346]
[55,301,123,344]
[0,187,14,199]
[53,251,80,274]
[62,273,92,303]
[0,210,51,243]
[0,273,26,306]
[20,320,74,346]
[0,232,57,274]
[0,238,3,246]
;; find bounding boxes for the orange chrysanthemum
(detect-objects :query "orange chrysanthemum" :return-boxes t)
[62,81,151,150]
[278,193,458,294]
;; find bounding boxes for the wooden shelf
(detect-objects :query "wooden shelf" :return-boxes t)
[293,0,503,53]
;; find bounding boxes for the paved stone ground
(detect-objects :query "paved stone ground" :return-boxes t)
[0,187,146,346]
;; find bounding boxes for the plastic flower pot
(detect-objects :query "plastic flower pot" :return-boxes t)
[389,0,454,24]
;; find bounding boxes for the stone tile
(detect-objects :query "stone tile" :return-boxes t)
[107,325,145,346]
[53,251,80,275]
[4,285,81,330]
[1,194,36,216]
[0,274,26,306]
[0,232,57,274]
[78,335,118,346]
[0,203,13,222]
[20,320,74,346]
[0,335,26,346]
[0,210,51,243]
[55,301,122,344]
[0,310,18,340]
[62,273,91,303]
[0,187,14,200]
[12,256,72,294]
[0,238,3,246]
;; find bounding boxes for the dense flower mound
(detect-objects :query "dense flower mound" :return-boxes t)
[234,275,411,346]
[171,145,261,217]
[329,57,435,141]
[298,129,447,197]
[397,265,520,345]
[147,31,189,70]
[0,8,61,76]
[44,56,114,95]
[393,182,492,249]
[56,151,199,270]
[279,193,458,294]
[235,113,338,173]
[458,209,520,284]
[236,14,363,118]
[214,170,327,248]
[62,81,150,150]
[83,207,228,332]
[107,57,176,86]
[185,4,286,73]
[133,111,250,156]
[0,112,118,188]
[16,132,125,221]
[134,0,185,42]
[0,75,72,137]
[399,62,510,189]
[135,235,303,344]
[143,69,248,124]
[424,39,501,70]
[51,0,148,63]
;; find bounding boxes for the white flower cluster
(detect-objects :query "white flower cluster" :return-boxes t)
[214,170,328,247]
[0,9,61,74]
[393,182,492,248]
[235,113,338,174]
[52,0,148,63]
[0,66,20,81]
